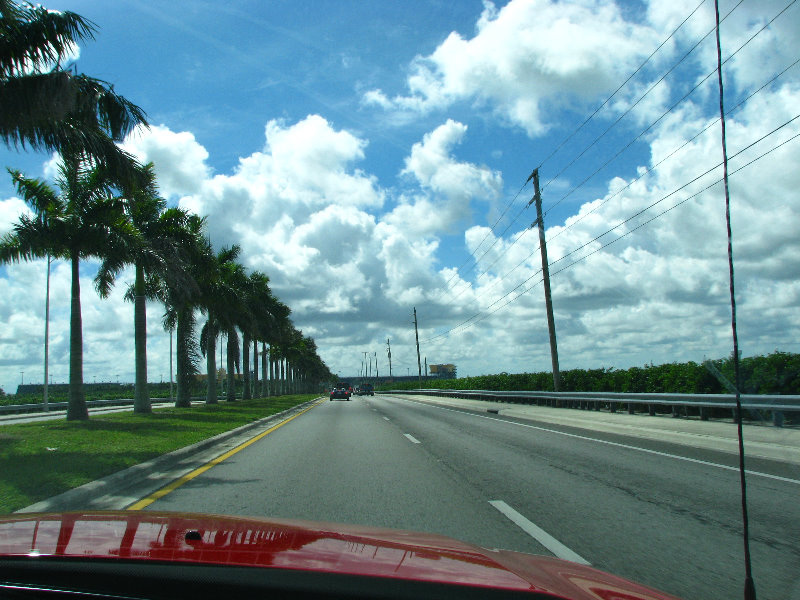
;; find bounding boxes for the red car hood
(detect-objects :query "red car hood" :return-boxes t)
[0,512,679,600]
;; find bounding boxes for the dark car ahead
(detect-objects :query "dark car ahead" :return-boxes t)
[329,385,350,401]
[360,383,374,396]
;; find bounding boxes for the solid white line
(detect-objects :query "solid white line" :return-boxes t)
[404,433,421,444]
[489,500,590,565]
[394,398,800,486]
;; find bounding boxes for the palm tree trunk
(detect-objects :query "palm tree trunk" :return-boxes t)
[133,261,151,413]
[67,251,88,420]
[269,353,275,396]
[252,340,259,398]
[206,321,217,404]
[226,331,236,401]
[264,344,275,396]
[242,332,251,400]
[175,306,192,408]
[261,342,267,397]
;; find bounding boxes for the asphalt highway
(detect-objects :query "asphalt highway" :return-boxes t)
[141,394,800,600]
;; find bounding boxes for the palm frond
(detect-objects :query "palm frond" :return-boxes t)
[0,1,97,76]
[7,167,61,215]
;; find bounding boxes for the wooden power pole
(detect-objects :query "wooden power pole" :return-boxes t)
[387,338,393,377]
[530,169,561,391]
[413,307,422,386]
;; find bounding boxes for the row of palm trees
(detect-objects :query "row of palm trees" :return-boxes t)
[0,0,332,419]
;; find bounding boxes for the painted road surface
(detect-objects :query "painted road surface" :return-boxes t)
[135,394,800,600]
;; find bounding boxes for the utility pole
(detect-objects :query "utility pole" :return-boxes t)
[374,352,378,383]
[413,307,422,386]
[529,168,561,391]
[362,351,368,381]
[387,338,393,377]
[424,357,428,379]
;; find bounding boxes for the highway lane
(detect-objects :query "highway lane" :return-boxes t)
[140,394,800,600]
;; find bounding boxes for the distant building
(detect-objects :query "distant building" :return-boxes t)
[428,364,456,379]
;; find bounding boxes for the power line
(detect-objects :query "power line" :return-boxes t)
[543,0,798,217]
[534,0,708,173]
[540,0,746,197]
[546,113,800,273]
[441,51,799,314]
[421,114,800,344]
[436,126,800,343]
[443,13,799,308]
[439,0,747,299]
[440,179,529,293]
[429,2,795,336]
[547,55,800,245]
[434,0,713,303]
[547,128,800,278]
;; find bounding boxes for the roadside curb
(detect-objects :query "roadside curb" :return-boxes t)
[16,397,324,514]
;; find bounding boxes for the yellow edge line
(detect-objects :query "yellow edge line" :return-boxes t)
[127,398,326,511]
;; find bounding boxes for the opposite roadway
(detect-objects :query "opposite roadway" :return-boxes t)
[139,394,799,600]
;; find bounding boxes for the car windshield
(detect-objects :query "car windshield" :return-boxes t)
[0,2,798,600]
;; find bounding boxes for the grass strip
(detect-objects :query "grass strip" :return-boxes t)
[0,395,317,514]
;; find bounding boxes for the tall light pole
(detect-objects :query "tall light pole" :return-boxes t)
[43,254,51,411]
[169,327,174,403]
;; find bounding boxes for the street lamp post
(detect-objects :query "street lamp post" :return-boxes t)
[43,254,51,411]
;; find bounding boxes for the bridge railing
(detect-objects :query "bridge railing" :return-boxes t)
[380,389,800,426]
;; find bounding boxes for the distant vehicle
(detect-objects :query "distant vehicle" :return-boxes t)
[359,383,374,396]
[329,383,350,401]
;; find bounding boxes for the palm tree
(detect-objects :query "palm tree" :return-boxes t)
[0,0,147,184]
[96,162,196,414]
[0,153,127,420]
[221,262,251,402]
[240,273,265,400]
[198,246,245,404]
[259,294,291,397]
[158,214,209,408]
[239,271,281,399]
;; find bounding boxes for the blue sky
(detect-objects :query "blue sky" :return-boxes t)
[1,0,799,388]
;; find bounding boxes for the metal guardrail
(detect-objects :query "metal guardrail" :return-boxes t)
[0,397,207,416]
[380,389,800,426]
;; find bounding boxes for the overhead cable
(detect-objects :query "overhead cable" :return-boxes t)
[422,114,800,343]
[543,0,798,217]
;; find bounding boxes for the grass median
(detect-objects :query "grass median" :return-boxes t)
[0,394,319,514]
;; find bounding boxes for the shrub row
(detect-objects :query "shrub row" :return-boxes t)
[378,351,800,395]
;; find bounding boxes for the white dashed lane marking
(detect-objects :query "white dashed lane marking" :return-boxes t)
[490,500,590,565]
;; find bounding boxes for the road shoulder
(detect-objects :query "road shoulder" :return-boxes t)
[386,393,800,466]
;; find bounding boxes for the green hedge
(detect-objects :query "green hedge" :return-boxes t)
[379,351,800,395]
